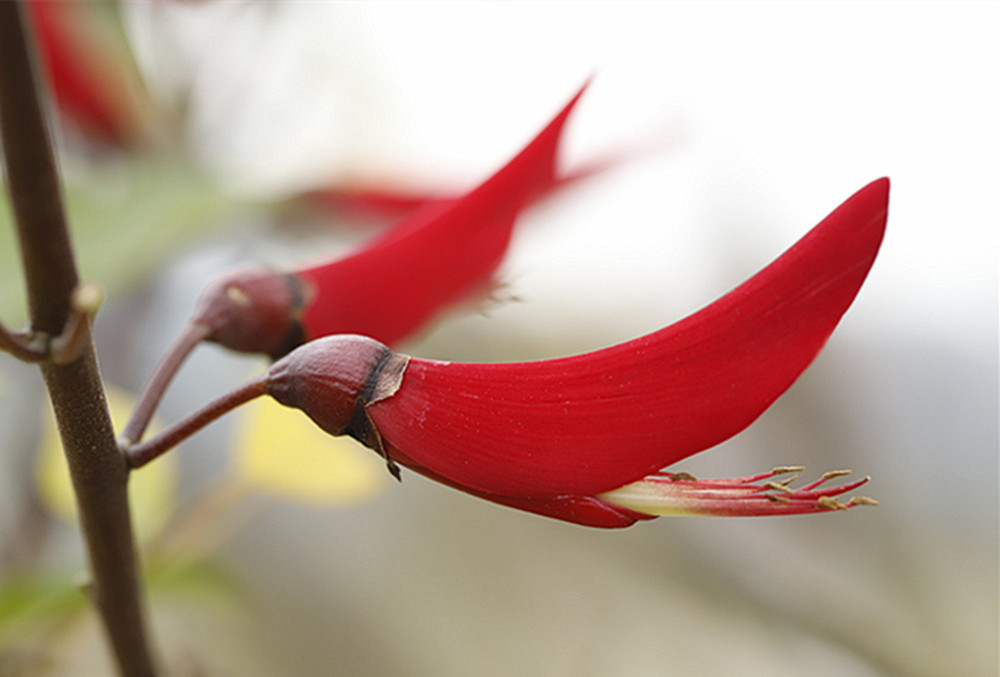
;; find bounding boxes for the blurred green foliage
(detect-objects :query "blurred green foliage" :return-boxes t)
[0,155,236,325]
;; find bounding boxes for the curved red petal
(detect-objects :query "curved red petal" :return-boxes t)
[295,83,588,347]
[386,445,652,528]
[369,179,889,498]
[307,185,441,221]
[305,145,621,224]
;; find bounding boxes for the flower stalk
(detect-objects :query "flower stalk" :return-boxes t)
[126,376,269,469]
[119,322,210,446]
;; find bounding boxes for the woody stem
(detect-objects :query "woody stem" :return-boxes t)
[0,3,158,675]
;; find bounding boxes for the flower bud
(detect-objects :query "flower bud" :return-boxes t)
[267,335,409,441]
[192,266,310,358]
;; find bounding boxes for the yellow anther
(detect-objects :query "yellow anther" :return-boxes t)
[764,481,795,494]
[817,496,847,510]
[772,466,805,475]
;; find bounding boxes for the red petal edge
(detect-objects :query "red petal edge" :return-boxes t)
[294,82,588,347]
[386,446,654,528]
[369,179,889,503]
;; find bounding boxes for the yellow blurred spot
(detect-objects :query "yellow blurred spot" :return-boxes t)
[233,396,387,505]
[37,384,178,537]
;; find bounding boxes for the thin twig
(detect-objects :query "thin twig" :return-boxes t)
[120,321,210,445]
[0,320,45,362]
[126,376,270,469]
[0,4,158,675]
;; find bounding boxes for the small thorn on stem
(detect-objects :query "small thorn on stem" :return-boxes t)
[72,282,104,315]
[50,283,103,365]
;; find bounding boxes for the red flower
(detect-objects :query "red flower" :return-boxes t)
[190,84,588,357]
[304,154,616,224]
[121,84,590,446]
[263,178,889,527]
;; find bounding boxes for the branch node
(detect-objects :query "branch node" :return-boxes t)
[50,283,103,365]
[0,283,103,365]
[0,320,47,362]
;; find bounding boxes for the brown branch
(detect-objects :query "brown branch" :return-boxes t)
[0,4,158,676]
[0,319,46,362]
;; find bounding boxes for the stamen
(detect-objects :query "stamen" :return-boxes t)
[764,481,796,494]
[772,466,805,475]
[818,496,848,510]
[801,469,852,492]
[599,466,878,518]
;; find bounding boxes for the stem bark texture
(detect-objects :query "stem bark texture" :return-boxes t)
[0,4,158,675]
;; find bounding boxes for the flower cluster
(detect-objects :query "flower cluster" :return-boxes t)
[121,86,887,527]
[258,175,887,527]
[28,3,887,528]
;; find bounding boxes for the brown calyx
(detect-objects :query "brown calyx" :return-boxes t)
[191,265,311,359]
[266,335,409,478]
[267,335,408,436]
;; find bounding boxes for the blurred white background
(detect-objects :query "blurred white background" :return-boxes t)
[3,2,996,675]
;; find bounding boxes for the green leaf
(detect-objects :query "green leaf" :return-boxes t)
[146,558,243,611]
[0,574,86,640]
